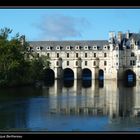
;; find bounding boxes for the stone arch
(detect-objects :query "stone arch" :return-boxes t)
[124,69,136,81]
[63,68,74,80]
[98,69,104,80]
[82,68,92,80]
[124,69,136,86]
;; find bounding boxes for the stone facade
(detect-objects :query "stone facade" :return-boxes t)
[28,31,140,80]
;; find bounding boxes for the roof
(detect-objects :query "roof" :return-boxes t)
[28,40,109,52]
[130,33,140,41]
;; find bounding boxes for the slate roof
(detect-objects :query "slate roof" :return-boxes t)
[28,40,109,52]
[28,33,140,52]
[129,33,140,41]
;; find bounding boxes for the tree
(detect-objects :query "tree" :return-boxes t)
[0,27,51,87]
[0,28,30,86]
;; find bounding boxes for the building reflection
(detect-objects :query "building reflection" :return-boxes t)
[132,81,140,117]
[45,80,140,121]
[1,80,140,130]
[46,80,114,117]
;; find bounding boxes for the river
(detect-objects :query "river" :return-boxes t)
[0,80,140,131]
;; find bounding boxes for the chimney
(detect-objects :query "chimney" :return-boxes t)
[126,30,130,39]
[109,31,115,43]
[109,31,115,39]
[117,31,122,42]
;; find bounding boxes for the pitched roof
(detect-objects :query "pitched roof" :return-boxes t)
[130,33,140,41]
[28,40,109,52]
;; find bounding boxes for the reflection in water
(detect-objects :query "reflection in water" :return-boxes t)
[63,79,74,88]
[124,80,136,87]
[47,80,131,118]
[82,80,91,88]
[0,80,140,131]
[98,80,104,88]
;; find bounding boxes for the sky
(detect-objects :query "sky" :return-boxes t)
[0,9,140,41]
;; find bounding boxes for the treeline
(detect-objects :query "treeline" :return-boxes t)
[0,28,50,87]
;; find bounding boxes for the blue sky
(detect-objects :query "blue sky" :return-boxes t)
[0,9,140,41]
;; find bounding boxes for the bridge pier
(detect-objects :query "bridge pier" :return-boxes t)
[54,67,63,79]
[73,67,82,80]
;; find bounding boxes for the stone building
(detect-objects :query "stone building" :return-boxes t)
[28,31,140,81]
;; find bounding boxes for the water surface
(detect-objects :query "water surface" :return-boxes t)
[0,80,140,131]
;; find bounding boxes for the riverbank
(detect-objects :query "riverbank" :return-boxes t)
[0,80,43,89]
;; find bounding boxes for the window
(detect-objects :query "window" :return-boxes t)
[47,53,50,57]
[130,60,133,66]
[57,53,59,58]
[131,44,134,49]
[133,60,136,65]
[67,53,69,58]
[36,46,40,50]
[84,46,88,50]
[75,45,79,50]
[104,45,107,49]
[93,61,96,66]
[131,52,135,57]
[85,61,87,66]
[85,53,87,58]
[116,54,118,57]
[56,61,59,66]
[93,46,97,50]
[76,61,78,66]
[67,61,69,66]
[37,53,39,57]
[116,63,118,65]
[76,53,78,58]
[56,45,60,50]
[107,46,110,50]
[66,46,70,50]
[104,61,107,66]
[94,53,96,57]
[46,46,50,50]
[104,53,107,57]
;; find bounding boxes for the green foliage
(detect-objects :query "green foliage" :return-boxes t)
[0,27,51,88]
[40,55,51,69]
[0,27,12,40]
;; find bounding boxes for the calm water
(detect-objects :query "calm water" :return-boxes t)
[0,80,140,131]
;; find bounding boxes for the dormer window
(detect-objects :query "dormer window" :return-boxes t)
[75,45,80,50]
[56,45,61,50]
[131,44,134,49]
[84,46,89,50]
[46,46,50,50]
[36,46,40,51]
[131,52,135,57]
[104,45,107,50]
[93,45,97,50]
[66,46,71,50]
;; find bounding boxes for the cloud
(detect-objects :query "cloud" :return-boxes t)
[35,14,90,40]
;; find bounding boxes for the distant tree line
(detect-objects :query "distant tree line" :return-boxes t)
[0,27,50,87]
